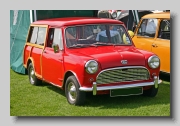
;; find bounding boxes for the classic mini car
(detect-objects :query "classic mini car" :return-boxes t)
[23,17,162,105]
[131,12,170,73]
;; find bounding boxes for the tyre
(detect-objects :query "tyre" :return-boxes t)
[142,85,158,97]
[28,63,42,86]
[65,75,86,105]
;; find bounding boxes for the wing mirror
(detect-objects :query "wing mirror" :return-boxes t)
[53,44,60,53]
[128,30,135,38]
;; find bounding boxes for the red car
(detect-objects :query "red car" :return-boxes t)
[23,17,162,105]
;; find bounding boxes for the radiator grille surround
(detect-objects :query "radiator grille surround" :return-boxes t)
[96,66,150,84]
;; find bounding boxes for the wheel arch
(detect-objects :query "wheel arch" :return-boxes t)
[26,57,40,79]
[62,70,82,90]
[25,59,32,74]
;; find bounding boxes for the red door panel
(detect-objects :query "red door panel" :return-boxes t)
[31,47,43,76]
[42,47,64,86]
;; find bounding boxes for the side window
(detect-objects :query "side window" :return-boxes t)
[158,19,170,40]
[137,19,158,38]
[47,28,63,50]
[36,27,46,45]
[66,27,76,38]
[27,26,47,46]
[27,26,38,44]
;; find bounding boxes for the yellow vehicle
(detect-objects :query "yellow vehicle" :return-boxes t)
[130,12,170,73]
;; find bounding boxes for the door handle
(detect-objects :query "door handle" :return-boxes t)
[152,44,158,47]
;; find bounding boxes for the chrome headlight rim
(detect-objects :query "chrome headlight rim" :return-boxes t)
[85,60,98,74]
[148,55,160,69]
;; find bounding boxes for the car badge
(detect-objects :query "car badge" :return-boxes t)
[121,60,128,64]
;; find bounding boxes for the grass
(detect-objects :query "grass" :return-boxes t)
[10,69,170,116]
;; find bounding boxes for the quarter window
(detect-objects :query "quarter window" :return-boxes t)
[36,27,46,45]
[28,26,38,44]
[27,26,47,46]
[158,19,170,40]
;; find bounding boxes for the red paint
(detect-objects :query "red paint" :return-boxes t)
[32,17,124,27]
[30,47,42,76]
[23,17,160,93]
[42,47,64,86]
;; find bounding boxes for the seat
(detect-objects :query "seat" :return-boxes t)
[159,30,170,40]
[161,31,170,40]
[99,35,108,42]
[111,34,119,44]
[99,34,119,43]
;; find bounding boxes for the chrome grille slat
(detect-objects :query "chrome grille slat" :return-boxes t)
[104,70,147,75]
[96,67,150,84]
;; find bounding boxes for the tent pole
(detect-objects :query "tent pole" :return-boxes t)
[34,10,37,21]
[132,10,137,24]
[30,10,33,23]
[134,10,139,24]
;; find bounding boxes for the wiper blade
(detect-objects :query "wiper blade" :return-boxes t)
[68,44,95,48]
[92,42,114,46]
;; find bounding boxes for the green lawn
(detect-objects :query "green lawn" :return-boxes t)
[10,69,170,116]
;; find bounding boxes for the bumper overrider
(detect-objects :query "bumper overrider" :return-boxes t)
[79,76,162,95]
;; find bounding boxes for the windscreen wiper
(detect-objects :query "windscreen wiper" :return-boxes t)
[91,42,114,46]
[68,44,96,48]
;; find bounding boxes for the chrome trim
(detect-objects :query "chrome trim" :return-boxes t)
[79,80,162,92]
[85,60,98,74]
[154,76,158,88]
[148,55,160,69]
[63,70,82,87]
[96,66,150,84]
[121,60,128,64]
[97,66,150,78]
[93,82,97,95]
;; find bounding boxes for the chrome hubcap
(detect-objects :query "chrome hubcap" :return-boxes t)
[68,82,77,102]
[29,67,35,84]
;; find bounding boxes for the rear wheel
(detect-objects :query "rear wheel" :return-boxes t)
[65,75,86,105]
[28,63,42,86]
[143,85,158,97]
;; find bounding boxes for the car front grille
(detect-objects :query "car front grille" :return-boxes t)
[96,67,150,84]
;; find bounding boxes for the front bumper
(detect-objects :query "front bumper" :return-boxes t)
[79,76,162,95]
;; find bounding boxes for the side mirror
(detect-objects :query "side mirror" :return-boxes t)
[111,12,117,19]
[53,44,60,53]
[128,30,135,38]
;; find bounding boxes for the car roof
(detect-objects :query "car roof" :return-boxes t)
[32,17,124,27]
[142,12,170,19]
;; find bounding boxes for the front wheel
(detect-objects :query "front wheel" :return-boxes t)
[65,75,86,105]
[142,85,158,97]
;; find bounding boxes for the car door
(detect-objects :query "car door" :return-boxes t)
[42,27,64,86]
[151,19,170,73]
[133,18,158,52]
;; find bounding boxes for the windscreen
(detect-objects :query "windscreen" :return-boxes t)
[65,24,132,48]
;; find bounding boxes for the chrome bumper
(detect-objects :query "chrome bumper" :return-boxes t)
[79,76,162,95]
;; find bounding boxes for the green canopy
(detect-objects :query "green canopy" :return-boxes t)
[10,10,98,74]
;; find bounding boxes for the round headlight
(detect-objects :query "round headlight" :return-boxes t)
[85,60,98,74]
[148,55,160,69]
